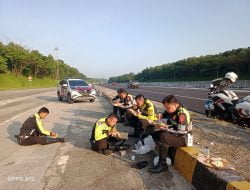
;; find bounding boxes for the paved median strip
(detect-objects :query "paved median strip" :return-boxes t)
[95,85,250,190]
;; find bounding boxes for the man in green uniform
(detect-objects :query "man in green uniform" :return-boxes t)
[149,95,192,173]
[90,113,128,155]
[15,107,65,146]
[127,94,157,138]
[112,89,134,122]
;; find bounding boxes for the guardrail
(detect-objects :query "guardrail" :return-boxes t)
[120,80,250,89]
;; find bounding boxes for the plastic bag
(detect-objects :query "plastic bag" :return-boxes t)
[132,135,156,154]
[144,135,156,150]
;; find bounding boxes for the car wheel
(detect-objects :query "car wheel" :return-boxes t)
[57,92,62,101]
[68,94,73,104]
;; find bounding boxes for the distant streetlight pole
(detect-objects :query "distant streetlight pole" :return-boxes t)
[54,47,59,81]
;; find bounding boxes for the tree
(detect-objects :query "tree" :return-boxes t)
[109,47,250,82]
[0,56,7,73]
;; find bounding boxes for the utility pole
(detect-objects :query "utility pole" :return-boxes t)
[54,47,59,81]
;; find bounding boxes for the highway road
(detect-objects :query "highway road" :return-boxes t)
[0,88,191,190]
[101,84,250,114]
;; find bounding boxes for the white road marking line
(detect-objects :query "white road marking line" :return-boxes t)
[133,89,207,101]
[0,95,37,106]
[0,102,54,126]
[57,155,69,173]
[140,85,208,91]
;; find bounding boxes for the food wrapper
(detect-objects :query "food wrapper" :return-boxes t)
[118,132,128,140]
[196,153,235,170]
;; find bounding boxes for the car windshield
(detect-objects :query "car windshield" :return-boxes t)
[68,80,89,87]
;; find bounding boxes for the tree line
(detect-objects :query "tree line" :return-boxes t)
[0,42,87,80]
[109,47,250,83]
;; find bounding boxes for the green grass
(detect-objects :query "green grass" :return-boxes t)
[0,74,57,90]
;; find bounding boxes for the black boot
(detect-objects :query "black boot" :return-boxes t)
[114,144,130,151]
[43,137,65,145]
[149,157,168,173]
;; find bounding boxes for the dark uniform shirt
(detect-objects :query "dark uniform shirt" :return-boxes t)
[162,105,192,134]
[19,114,50,136]
[112,94,134,108]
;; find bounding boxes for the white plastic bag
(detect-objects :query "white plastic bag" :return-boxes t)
[132,135,156,154]
[143,135,156,150]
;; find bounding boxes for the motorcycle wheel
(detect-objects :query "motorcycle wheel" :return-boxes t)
[237,118,250,128]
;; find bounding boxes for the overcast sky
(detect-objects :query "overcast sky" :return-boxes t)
[1,0,250,79]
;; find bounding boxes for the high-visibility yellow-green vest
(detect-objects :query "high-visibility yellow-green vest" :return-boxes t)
[94,117,116,141]
[34,113,51,136]
[138,99,157,121]
[178,107,191,124]
[168,106,192,133]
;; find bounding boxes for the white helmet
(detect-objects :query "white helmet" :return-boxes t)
[224,72,238,83]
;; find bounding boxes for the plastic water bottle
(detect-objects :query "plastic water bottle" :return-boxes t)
[166,157,172,166]
[131,151,135,162]
[187,133,193,147]
[204,146,210,158]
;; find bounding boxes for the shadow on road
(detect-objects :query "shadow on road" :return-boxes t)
[6,121,22,144]
[35,96,57,102]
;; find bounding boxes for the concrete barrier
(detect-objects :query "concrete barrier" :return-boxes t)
[95,85,250,190]
[172,147,250,190]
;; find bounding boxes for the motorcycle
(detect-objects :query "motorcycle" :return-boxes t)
[205,85,250,127]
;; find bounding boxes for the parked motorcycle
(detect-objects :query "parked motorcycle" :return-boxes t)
[205,72,250,127]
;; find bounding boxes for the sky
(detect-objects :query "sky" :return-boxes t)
[0,0,250,79]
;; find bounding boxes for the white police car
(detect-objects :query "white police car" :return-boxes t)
[57,78,96,104]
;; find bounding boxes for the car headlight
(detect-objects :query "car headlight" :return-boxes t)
[90,89,96,95]
[71,90,81,96]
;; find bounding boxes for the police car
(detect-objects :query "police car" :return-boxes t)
[57,78,96,104]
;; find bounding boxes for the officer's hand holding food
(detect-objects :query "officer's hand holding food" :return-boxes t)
[130,109,138,116]
[132,104,138,110]
[153,120,168,130]
[116,132,121,138]
[113,102,122,107]
[147,119,153,124]
[109,131,119,138]
[157,113,163,120]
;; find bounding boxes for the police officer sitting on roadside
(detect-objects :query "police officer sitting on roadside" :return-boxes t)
[127,94,157,138]
[112,89,134,122]
[90,113,129,155]
[149,95,192,173]
[15,107,65,146]
[112,88,123,117]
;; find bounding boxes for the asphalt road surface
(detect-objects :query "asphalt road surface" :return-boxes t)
[101,84,250,113]
[0,88,192,190]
